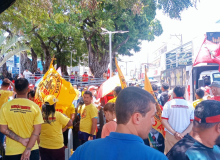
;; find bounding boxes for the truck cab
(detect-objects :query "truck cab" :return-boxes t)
[187,65,220,102]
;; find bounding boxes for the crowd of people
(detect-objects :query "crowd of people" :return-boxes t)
[0,76,220,160]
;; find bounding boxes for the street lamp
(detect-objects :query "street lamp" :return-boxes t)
[101,28,129,77]
[120,60,133,76]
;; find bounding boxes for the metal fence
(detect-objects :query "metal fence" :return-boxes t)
[27,75,106,87]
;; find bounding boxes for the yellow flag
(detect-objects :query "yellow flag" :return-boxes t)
[115,57,127,89]
[35,59,76,111]
[144,68,165,137]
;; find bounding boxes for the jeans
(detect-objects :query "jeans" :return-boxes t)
[5,149,39,160]
[0,133,5,145]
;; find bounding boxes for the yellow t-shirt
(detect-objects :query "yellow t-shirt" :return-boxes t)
[193,99,203,108]
[79,104,98,135]
[0,99,44,155]
[65,104,75,129]
[55,104,69,116]
[108,97,117,103]
[74,89,80,100]
[0,90,13,109]
[82,91,85,97]
[40,111,70,149]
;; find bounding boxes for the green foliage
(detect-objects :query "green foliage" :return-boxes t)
[0,0,197,75]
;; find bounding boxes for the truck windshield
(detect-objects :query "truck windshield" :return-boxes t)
[213,73,220,81]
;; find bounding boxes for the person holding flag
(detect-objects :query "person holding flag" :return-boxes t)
[144,67,165,153]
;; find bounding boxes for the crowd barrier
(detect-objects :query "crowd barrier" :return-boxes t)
[26,75,105,87]
[65,129,73,160]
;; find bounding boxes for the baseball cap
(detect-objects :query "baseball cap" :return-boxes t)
[209,81,220,88]
[194,100,220,124]
[44,95,58,105]
[88,86,98,91]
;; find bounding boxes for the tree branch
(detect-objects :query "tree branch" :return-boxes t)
[113,36,130,53]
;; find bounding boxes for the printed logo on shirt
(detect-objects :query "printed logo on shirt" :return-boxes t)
[10,105,32,113]
[171,105,188,109]
[43,117,56,123]
[81,109,87,119]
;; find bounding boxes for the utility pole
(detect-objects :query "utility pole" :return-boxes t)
[101,28,129,77]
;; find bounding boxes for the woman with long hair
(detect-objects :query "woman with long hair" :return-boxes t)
[101,103,117,138]
[39,95,72,160]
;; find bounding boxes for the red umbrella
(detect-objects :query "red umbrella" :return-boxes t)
[97,75,120,99]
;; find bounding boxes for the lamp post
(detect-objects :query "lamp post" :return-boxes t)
[101,28,129,77]
[120,60,133,76]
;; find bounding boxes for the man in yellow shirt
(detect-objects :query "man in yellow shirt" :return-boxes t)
[108,86,122,103]
[78,91,98,144]
[0,78,44,160]
[193,88,205,108]
[0,78,14,109]
[0,78,14,145]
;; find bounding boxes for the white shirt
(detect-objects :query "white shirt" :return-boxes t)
[162,98,194,135]
[23,70,32,78]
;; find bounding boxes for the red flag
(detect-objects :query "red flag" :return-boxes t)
[193,38,220,71]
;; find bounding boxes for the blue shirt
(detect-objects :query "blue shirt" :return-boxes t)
[70,132,168,160]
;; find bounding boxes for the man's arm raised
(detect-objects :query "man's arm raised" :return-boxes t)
[0,125,29,146]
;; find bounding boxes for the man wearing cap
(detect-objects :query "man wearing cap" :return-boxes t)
[209,81,220,101]
[0,78,44,160]
[167,100,220,160]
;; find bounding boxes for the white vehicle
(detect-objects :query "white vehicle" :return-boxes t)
[186,65,220,102]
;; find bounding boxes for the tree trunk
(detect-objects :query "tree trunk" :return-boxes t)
[43,48,51,73]
[89,51,109,78]
[61,65,68,76]
[55,54,61,69]
[20,52,32,73]
[2,63,8,78]
[31,48,38,73]
[87,40,109,78]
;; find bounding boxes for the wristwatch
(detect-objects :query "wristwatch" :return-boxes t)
[89,134,93,137]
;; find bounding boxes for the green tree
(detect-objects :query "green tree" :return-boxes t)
[0,0,197,77]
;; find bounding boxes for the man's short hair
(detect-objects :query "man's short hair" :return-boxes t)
[196,88,205,99]
[162,83,169,90]
[84,90,92,97]
[194,100,220,130]
[173,85,185,97]
[152,84,158,91]
[115,87,156,124]
[1,81,10,88]
[114,86,122,96]
[15,78,29,94]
